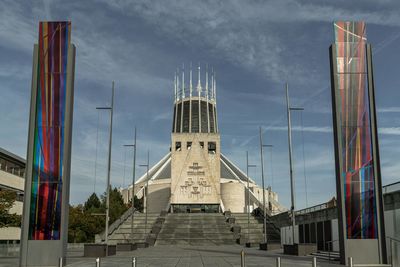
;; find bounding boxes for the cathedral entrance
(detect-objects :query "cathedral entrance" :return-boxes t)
[171,204,220,213]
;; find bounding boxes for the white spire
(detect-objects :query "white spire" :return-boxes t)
[211,68,214,100]
[174,71,177,102]
[197,63,201,96]
[182,64,185,98]
[213,71,216,102]
[177,68,180,101]
[189,62,193,97]
[205,65,209,100]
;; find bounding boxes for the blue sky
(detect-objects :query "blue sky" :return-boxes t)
[1,0,400,209]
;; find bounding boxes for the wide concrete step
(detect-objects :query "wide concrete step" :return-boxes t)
[158,233,235,239]
[163,224,230,231]
[155,213,235,246]
[119,223,154,229]
[164,220,228,223]
[156,239,235,246]
[110,231,151,237]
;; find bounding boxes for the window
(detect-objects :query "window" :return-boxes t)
[187,142,192,150]
[175,142,181,151]
[199,142,204,149]
[208,142,216,154]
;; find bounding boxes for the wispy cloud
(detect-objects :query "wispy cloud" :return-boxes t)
[378,107,400,113]
[379,127,400,135]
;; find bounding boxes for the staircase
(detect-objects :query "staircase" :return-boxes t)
[231,213,281,247]
[311,251,340,262]
[155,213,236,246]
[107,213,159,245]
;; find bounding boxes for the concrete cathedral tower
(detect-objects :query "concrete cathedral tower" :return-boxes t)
[170,64,221,212]
[119,64,285,217]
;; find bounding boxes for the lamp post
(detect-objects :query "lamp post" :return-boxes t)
[285,83,304,245]
[124,127,137,245]
[96,81,115,246]
[246,151,256,246]
[259,126,273,245]
[139,150,150,239]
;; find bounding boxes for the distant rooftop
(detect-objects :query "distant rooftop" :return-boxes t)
[0,147,25,165]
[0,147,26,178]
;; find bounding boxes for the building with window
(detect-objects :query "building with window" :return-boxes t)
[0,147,25,243]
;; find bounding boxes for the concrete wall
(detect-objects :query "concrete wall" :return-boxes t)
[0,169,24,191]
[147,181,171,213]
[221,182,245,213]
[281,225,299,245]
[384,205,400,264]
[0,227,20,241]
[171,133,221,204]
[331,219,339,251]
[9,200,23,215]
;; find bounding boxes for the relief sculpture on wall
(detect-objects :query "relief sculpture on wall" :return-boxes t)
[180,162,212,199]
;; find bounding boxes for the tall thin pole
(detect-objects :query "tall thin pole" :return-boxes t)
[259,127,266,244]
[260,127,273,244]
[131,127,137,244]
[246,151,250,243]
[105,82,115,245]
[245,152,256,245]
[286,83,296,245]
[145,150,149,237]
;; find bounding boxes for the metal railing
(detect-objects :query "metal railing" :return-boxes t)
[97,206,137,242]
[295,200,337,216]
[325,239,339,263]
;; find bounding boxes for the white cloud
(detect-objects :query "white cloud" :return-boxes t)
[378,107,400,113]
[379,127,400,135]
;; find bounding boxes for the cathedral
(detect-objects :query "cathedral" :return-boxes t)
[119,65,285,214]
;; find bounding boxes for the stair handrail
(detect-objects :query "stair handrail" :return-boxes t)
[98,206,137,242]
[325,239,339,263]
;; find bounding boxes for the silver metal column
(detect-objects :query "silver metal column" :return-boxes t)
[285,83,303,245]
[246,151,256,245]
[124,127,137,245]
[140,151,150,237]
[285,83,295,244]
[97,82,115,246]
[259,126,273,244]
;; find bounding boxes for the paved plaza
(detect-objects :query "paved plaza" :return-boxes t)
[0,245,342,267]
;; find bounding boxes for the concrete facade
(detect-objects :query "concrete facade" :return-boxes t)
[220,182,245,213]
[171,133,220,205]
[118,65,284,215]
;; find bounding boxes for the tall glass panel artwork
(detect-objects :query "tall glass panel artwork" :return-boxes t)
[28,21,71,240]
[333,21,377,239]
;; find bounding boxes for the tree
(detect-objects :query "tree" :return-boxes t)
[68,188,129,243]
[129,196,143,212]
[0,189,21,227]
[84,193,101,212]
[68,205,87,243]
[100,187,129,224]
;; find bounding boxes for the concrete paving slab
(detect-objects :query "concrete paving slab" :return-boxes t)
[0,244,343,267]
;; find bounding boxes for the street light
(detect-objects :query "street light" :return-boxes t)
[124,127,137,245]
[139,150,150,239]
[285,83,304,245]
[259,126,273,245]
[96,81,115,246]
[246,151,256,247]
